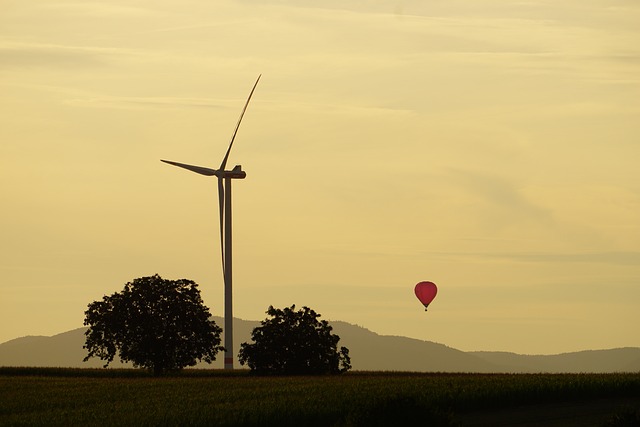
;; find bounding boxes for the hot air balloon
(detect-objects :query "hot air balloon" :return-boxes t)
[415,281,437,311]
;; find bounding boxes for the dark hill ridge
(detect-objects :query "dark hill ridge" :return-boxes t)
[1,318,638,373]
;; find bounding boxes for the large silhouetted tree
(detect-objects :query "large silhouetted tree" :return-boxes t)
[238,305,351,375]
[83,274,223,375]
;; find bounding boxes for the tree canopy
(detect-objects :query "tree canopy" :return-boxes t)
[83,274,223,375]
[238,305,351,375]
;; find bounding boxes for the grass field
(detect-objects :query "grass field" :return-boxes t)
[1,368,639,426]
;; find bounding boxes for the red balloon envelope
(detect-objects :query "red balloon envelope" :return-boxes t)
[415,281,438,311]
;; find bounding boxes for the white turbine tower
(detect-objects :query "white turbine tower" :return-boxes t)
[161,75,260,370]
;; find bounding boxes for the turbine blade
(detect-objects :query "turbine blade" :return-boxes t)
[161,160,218,176]
[218,177,226,280]
[219,75,261,171]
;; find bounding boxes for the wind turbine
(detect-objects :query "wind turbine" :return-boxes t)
[161,75,260,370]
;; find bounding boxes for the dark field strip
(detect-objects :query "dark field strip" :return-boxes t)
[1,368,639,426]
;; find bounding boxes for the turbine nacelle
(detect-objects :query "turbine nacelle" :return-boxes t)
[226,165,246,179]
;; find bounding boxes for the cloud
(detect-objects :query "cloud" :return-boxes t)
[445,168,551,227]
[433,250,640,266]
[63,95,228,110]
[509,251,640,266]
[0,42,130,69]
[35,2,154,17]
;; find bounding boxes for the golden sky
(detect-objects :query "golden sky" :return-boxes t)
[1,0,639,355]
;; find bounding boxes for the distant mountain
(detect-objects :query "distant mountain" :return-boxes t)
[330,321,499,372]
[1,318,638,373]
[470,349,640,373]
